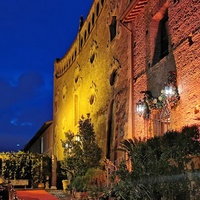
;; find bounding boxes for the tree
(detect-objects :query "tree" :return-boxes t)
[61,114,102,179]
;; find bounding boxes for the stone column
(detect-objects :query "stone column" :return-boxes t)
[51,155,57,189]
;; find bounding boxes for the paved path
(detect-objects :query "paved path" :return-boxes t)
[16,190,59,200]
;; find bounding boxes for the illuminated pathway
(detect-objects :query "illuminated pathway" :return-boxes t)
[16,190,59,200]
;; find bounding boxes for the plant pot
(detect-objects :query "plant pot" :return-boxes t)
[75,192,88,199]
[38,182,44,188]
[62,180,70,191]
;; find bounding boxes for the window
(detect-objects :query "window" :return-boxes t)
[160,14,169,59]
[152,11,169,65]
[41,137,44,153]
[92,13,95,25]
[84,30,87,41]
[107,100,115,159]
[74,95,79,126]
[109,16,117,41]
[88,22,91,34]
[173,0,179,3]
[96,3,100,16]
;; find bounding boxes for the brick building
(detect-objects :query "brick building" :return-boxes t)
[53,0,200,167]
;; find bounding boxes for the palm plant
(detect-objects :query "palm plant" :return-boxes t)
[112,125,200,199]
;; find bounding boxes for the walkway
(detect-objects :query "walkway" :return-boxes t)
[16,189,71,200]
[16,190,59,200]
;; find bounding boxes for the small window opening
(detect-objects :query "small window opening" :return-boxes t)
[174,0,179,3]
[90,54,95,64]
[160,14,169,59]
[109,16,117,41]
[92,13,95,25]
[88,22,91,34]
[152,11,169,65]
[96,3,100,16]
[84,31,87,41]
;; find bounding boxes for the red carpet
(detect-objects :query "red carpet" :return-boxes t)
[16,190,58,200]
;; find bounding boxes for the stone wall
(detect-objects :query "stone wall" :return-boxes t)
[53,0,131,161]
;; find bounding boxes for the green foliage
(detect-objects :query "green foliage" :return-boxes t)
[83,167,105,192]
[1,151,51,188]
[61,130,84,177]
[71,176,85,192]
[61,114,103,191]
[112,125,200,199]
[78,114,102,169]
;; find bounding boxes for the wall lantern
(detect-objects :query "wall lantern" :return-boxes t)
[136,95,151,119]
[136,100,145,116]
[164,85,175,98]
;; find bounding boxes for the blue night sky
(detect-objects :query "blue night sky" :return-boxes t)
[0,0,93,152]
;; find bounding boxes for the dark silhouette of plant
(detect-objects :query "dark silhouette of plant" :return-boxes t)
[112,125,200,199]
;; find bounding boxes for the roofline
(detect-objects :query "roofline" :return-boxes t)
[23,120,53,151]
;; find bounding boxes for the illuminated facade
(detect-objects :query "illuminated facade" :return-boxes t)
[121,0,200,140]
[53,0,200,166]
[53,0,132,163]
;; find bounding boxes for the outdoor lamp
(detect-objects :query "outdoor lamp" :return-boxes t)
[75,135,81,142]
[65,142,72,149]
[136,100,145,116]
[65,143,69,149]
[164,85,174,98]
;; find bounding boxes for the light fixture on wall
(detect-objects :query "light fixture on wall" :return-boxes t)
[164,85,174,98]
[136,91,152,119]
[136,71,180,119]
[136,100,145,116]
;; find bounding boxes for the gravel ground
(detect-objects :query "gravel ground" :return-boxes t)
[47,189,72,200]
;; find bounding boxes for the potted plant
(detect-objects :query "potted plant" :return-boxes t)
[71,176,87,199]
[83,168,106,199]
[61,114,103,195]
